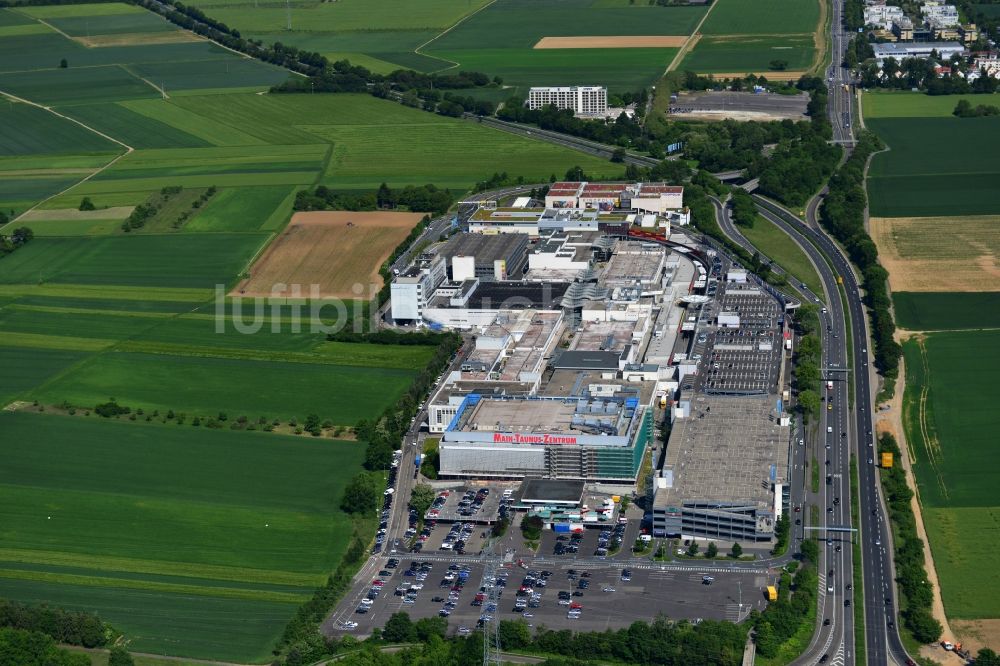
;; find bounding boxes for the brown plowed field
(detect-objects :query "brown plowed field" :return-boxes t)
[534,35,688,49]
[232,211,423,300]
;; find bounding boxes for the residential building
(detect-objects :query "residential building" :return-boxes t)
[527,86,608,117]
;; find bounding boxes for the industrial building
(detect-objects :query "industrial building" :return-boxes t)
[467,206,631,236]
[872,41,964,64]
[439,394,654,482]
[422,280,570,329]
[527,86,608,117]
[389,255,447,322]
[652,394,789,542]
[437,232,529,282]
[545,182,684,214]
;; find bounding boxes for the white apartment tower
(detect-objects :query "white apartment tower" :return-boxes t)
[527,86,608,116]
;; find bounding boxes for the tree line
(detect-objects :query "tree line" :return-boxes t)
[953,99,1000,117]
[293,184,453,218]
[818,131,902,387]
[876,432,942,643]
[791,304,822,418]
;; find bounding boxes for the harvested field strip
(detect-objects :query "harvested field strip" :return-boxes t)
[114,339,432,370]
[534,35,688,48]
[19,206,134,221]
[0,548,320,587]
[0,331,115,351]
[6,303,174,319]
[74,31,202,47]
[0,284,212,301]
[0,567,309,603]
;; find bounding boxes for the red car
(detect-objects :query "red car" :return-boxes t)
[570,602,582,609]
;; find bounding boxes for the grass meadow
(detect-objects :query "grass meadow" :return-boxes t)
[0,411,364,661]
[862,90,1000,119]
[680,35,816,73]
[738,216,823,295]
[867,117,1000,217]
[902,331,1000,618]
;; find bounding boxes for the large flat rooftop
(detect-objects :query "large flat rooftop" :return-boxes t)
[601,241,666,286]
[455,396,633,438]
[438,232,526,263]
[655,394,788,511]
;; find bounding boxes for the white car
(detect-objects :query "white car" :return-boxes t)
[341,621,358,629]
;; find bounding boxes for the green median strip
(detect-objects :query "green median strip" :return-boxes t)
[851,454,866,666]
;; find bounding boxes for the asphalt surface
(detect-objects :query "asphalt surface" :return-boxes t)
[670,91,810,119]
[749,197,912,666]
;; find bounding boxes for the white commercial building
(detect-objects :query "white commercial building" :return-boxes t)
[527,86,608,117]
[390,255,446,321]
[872,41,964,64]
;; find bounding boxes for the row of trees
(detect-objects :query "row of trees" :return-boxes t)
[818,131,902,383]
[294,184,453,217]
[876,433,943,643]
[791,304,823,419]
[0,597,112,649]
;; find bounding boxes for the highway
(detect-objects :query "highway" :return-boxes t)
[714,195,855,666]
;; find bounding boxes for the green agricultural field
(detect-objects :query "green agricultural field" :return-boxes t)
[699,0,821,35]
[0,65,160,106]
[0,410,365,661]
[16,2,147,18]
[425,0,705,90]
[892,292,1000,331]
[862,90,1000,119]
[0,347,86,405]
[61,102,212,149]
[0,234,267,288]
[428,47,681,93]
[902,330,1000,618]
[32,350,415,424]
[313,118,625,188]
[165,93,621,188]
[681,35,816,73]
[198,0,492,33]
[738,216,823,295]
[867,117,1000,217]
[0,101,120,156]
[185,185,296,232]
[47,11,176,36]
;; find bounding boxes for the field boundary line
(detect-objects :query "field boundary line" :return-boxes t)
[414,0,500,74]
[0,89,133,230]
[810,0,830,75]
[664,1,719,73]
[123,63,170,99]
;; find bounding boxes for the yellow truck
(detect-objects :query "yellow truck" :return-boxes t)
[881,452,894,468]
[766,586,778,601]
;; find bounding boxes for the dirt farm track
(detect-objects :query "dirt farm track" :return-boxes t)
[232,211,424,300]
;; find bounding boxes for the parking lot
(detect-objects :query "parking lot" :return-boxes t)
[327,558,774,637]
[404,486,513,556]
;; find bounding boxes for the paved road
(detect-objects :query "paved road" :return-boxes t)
[754,198,912,666]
